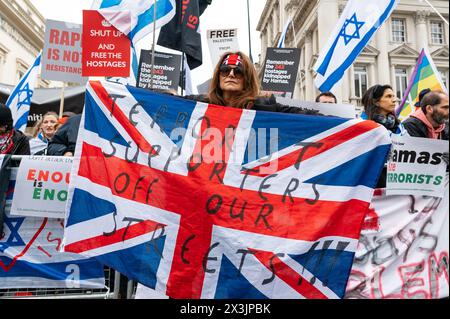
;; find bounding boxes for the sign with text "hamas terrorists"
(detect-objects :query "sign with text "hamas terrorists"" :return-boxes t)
[137,50,182,92]
[387,135,448,198]
[10,156,73,219]
[261,48,300,96]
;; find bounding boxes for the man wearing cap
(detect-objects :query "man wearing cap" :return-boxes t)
[402,90,449,140]
[0,103,30,155]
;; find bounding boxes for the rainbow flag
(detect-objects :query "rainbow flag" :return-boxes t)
[396,49,448,120]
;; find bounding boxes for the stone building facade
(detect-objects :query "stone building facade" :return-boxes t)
[0,0,49,87]
[257,0,449,111]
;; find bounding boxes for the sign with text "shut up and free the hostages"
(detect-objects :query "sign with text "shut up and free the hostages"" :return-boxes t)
[82,10,131,77]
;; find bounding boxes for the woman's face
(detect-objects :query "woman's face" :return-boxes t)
[219,66,245,95]
[41,115,58,139]
[376,88,397,115]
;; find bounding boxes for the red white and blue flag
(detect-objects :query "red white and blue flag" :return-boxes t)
[62,80,391,299]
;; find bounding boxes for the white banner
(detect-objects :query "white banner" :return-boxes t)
[1,168,105,289]
[10,156,73,218]
[207,29,240,67]
[346,177,449,299]
[387,135,448,198]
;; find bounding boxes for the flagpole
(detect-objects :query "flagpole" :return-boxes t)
[59,83,65,118]
[150,1,158,90]
[181,54,185,96]
[246,0,254,63]
[421,0,449,25]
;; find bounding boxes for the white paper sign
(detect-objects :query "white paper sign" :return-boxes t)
[207,28,240,67]
[346,182,449,299]
[10,156,73,218]
[387,135,448,197]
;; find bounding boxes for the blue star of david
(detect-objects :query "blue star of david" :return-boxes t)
[0,217,25,253]
[339,13,365,45]
[16,83,33,110]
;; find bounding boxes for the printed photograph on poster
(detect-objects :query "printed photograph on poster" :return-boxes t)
[137,50,182,92]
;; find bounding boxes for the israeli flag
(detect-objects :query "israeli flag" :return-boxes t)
[6,53,41,132]
[314,0,399,92]
[277,16,293,48]
[92,0,176,44]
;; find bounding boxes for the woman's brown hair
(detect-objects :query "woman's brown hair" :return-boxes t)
[207,51,261,109]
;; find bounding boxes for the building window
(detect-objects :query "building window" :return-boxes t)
[354,66,368,98]
[392,18,406,43]
[430,21,444,44]
[395,68,409,100]
[438,68,449,89]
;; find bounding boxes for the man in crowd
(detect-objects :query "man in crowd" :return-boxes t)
[402,90,449,140]
[315,92,337,104]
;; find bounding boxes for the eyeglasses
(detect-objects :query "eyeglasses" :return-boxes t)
[219,65,244,79]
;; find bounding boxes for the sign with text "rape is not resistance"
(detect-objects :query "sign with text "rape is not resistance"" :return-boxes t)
[387,135,448,198]
[10,156,73,219]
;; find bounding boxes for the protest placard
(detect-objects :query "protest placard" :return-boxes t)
[10,156,73,218]
[276,97,356,118]
[346,182,449,299]
[41,19,87,84]
[261,48,300,96]
[82,10,130,77]
[137,50,181,92]
[207,28,239,66]
[386,135,448,197]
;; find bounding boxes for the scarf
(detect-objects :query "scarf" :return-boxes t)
[0,130,14,154]
[411,108,446,139]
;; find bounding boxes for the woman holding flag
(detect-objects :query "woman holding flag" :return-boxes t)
[186,51,319,115]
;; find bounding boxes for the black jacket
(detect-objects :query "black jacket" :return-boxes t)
[184,94,321,115]
[47,114,82,156]
[402,116,449,140]
[10,130,30,155]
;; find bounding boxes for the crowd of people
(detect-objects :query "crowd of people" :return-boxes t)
[0,51,448,162]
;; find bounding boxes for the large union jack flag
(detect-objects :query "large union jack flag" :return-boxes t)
[63,80,391,299]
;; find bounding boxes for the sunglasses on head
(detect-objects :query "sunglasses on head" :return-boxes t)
[219,65,244,78]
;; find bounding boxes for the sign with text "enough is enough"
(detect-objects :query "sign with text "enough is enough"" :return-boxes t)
[10,156,73,219]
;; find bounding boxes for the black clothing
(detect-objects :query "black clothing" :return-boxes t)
[47,114,81,156]
[403,116,449,140]
[10,130,30,155]
[184,94,321,115]
[158,0,212,70]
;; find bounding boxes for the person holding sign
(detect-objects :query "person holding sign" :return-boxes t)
[186,52,319,115]
[29,112,60,155]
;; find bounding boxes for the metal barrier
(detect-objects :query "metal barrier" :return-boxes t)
[0,156,125,299]
[0,267,119,299]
